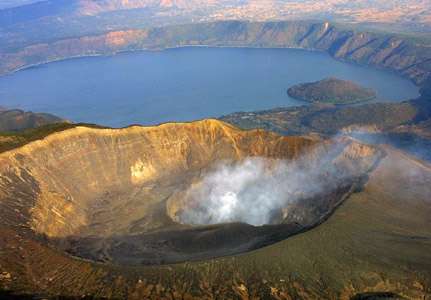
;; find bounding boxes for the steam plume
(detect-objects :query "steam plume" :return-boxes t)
[177,140,363,226]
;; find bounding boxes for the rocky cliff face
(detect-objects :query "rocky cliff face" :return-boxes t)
[0,119,381,265]
[1,21,430,87]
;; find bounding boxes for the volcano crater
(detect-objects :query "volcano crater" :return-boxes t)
[0,120,382,265]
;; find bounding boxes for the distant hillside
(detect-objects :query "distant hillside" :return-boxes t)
[0,0,430,35]
[0,109,66,132]
[287,77,376,104]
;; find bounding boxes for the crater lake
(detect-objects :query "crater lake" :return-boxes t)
[0,47,420,127]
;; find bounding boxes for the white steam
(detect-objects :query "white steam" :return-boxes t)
[177,141,365,226]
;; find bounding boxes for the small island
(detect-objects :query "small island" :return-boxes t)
[287,77,376,105]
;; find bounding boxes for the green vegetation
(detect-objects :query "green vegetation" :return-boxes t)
[0,122,106,153]
[287,77,376,104]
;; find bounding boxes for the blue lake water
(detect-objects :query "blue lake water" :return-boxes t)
[0,47,420,127]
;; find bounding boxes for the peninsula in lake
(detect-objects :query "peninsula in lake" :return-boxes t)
[287,77,377,105]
